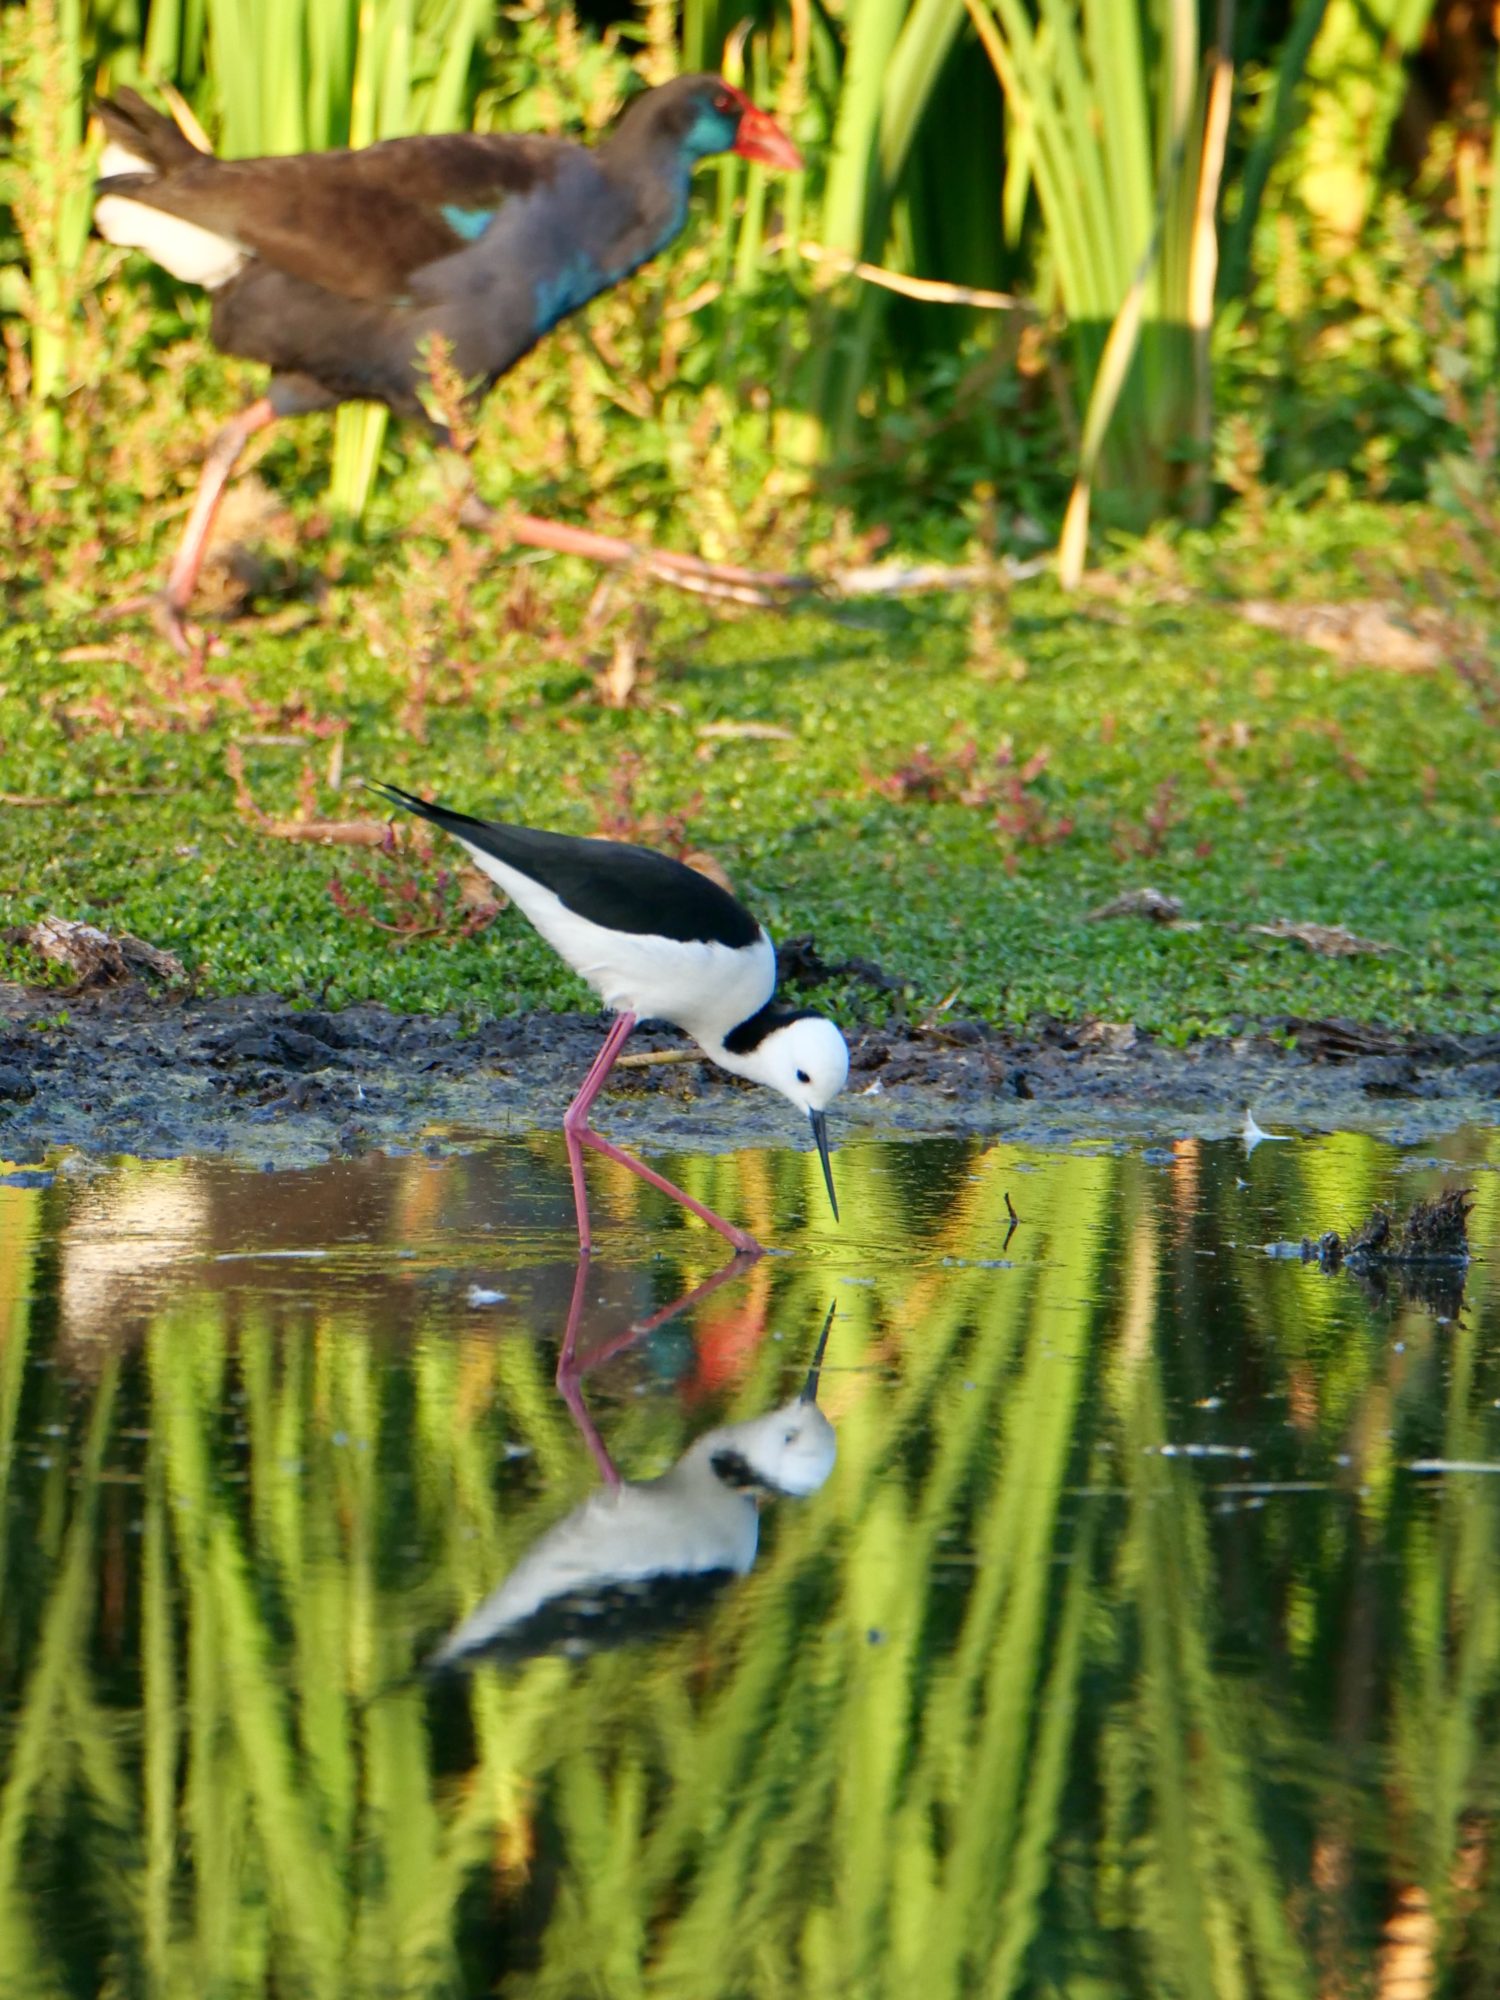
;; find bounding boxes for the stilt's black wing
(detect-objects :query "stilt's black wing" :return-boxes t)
[426,1569,740,1672]
[366,781,761,948]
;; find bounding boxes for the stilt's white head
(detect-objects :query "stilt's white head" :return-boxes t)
[701,1399,837,1497]
[752,1014,850,1116]
[695,1296,839,1496]
[718,1011,849,1220]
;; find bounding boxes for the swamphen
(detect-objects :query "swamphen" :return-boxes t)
[93,76,802,652]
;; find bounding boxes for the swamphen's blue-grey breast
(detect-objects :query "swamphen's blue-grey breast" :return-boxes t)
[93,75,802,651]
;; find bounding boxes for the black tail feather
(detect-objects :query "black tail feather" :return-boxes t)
[364,776,544,892]
[95,89,202,175]
[363,778,496,842]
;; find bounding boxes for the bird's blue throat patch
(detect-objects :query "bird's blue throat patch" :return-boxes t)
[532,250,608,335]
[529,153,702,336]
[684,104,740,161]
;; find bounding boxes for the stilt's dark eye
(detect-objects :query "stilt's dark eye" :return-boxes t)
[796,1068,810,1084]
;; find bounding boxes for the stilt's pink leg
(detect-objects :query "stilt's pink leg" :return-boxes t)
[628,1251,759,1337]
[554,1249,760,1488]
[160,396,277,656]
[578,1128,763,1255]
[555,1256,620,1487]
[562,1011,763,1257]
[563,1011,638,1257]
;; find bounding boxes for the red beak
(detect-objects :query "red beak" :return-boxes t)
[732,103,803,172]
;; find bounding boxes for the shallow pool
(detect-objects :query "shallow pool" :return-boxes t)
[1,1123,1497,1997]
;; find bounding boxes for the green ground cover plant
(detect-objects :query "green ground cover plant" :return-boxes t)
[1,492,1495,1037]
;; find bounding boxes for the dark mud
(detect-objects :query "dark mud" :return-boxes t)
[2,983,1498,1168]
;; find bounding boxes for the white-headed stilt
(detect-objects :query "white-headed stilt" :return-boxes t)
[427,1281,837,1669]
[367,780,849,1255]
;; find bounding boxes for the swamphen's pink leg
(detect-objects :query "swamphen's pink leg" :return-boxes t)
[159,396,276,656]
[455,490,816,609]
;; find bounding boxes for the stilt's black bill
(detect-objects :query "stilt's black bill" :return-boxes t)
[810,1109,838,1222]
[801,1299,837,1403]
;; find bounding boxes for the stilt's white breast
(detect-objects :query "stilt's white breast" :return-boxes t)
[429,1470,758,1665]
[458,838,776,1038]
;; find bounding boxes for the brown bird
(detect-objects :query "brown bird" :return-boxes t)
[93,77,802,652]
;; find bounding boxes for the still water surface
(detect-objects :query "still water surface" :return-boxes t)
[2,1125,1499,1998]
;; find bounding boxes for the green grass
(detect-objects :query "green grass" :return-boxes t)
[1,488,1495,1038]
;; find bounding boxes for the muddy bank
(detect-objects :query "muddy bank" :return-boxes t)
[1,984,1497,1169]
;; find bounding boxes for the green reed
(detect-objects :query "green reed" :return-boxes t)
[1,0,97,468]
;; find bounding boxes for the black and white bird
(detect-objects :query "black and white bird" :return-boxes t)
[367,781,848,1254]
[428,1299,837,1669]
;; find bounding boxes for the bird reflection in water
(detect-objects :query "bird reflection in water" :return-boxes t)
[427,1263,837,1671]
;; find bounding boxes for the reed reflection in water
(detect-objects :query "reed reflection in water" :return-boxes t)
[0,1124,1497,1998]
